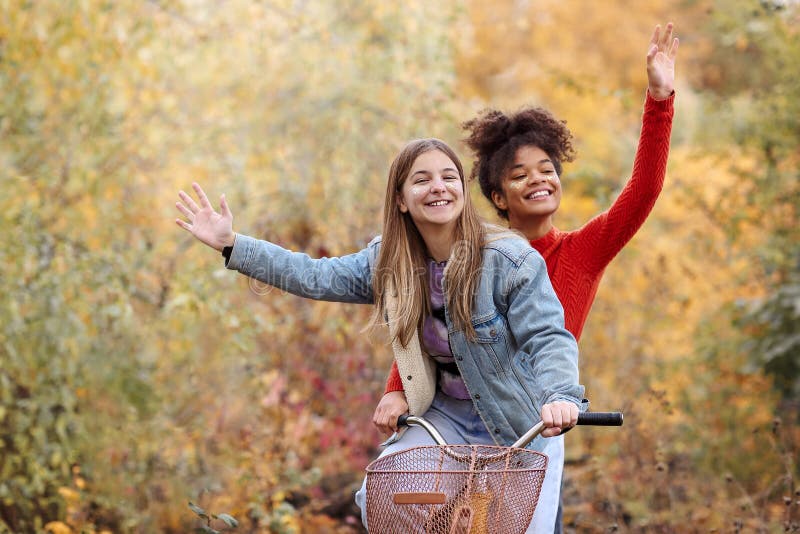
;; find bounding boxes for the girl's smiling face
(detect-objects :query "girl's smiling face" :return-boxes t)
[397,149,465,233]
[491,145,562,225]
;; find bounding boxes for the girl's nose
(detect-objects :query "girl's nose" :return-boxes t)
[430,176,447,193]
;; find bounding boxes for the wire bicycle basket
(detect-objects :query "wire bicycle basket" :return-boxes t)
[364,412,622,534]
[366,443,546,534]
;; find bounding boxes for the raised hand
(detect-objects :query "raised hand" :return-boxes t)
[647,22,679,100]
[175,182,236,252]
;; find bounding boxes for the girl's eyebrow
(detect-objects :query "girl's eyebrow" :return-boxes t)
[510,159,553,171]
[412,167,459,177]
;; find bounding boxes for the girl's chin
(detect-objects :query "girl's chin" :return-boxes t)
[521,203,557,215]
[414,216,460,228]
[508,207,557,224]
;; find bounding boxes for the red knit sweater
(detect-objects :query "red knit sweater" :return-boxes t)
[384,92,675,393]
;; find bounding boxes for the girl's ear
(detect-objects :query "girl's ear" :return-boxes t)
[491,190,508,211]
[396,192,409,213]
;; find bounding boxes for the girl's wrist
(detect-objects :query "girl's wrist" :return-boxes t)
[223,232,237,249]
[649,87,674,101]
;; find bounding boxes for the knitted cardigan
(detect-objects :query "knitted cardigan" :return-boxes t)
[385,291,438,415]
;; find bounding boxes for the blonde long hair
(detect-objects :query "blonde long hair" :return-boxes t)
[371,139,485,346]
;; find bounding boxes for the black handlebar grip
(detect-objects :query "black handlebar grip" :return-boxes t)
[577,412,623,426]
[397,414,410,427]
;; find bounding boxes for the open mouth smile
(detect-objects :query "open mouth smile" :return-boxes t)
[426,199,452,206]
[526,190,552,200]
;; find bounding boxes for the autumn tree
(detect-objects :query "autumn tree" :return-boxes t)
[2,0,463,531]
[695,0,800,404]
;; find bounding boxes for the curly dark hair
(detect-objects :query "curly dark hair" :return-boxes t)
[462,106,576,220]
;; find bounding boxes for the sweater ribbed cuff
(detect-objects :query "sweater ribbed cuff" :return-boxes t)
[645,88,675,109]
[384,360,405,393]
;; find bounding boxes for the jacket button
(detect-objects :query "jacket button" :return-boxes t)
[474,394,480,399]
[489,329,497,336]
[494,429,500,434]
[456,356,463,361]
[407,376,412,380]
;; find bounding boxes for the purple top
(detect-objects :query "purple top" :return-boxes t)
[421,259,470,400]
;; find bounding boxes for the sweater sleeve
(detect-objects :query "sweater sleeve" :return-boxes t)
[384,360,404,393]
[570,90,675,272]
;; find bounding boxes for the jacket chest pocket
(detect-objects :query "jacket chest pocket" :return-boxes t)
[469,312,511,375]
[472,312,506,343]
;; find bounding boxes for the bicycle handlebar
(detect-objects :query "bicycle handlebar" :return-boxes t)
[396,411,623,449]
[573,411,623,426]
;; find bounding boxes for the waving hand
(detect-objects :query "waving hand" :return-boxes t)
[175,182,236,252]
[647,22,679,100]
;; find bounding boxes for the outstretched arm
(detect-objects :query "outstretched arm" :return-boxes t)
[572,23,678,271]
[176,182,377,304]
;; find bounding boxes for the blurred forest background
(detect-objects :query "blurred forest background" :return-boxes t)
[1,0,799,532]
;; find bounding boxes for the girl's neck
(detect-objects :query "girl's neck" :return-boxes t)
[419,225,455,262]
[509,214,553,241]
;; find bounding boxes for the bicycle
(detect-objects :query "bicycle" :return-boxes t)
[365,411,622,534]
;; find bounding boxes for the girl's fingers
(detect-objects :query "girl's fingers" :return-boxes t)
[669,37,680,60]
[540,404,552,427]
[651,22,676,55]
[543,402,578,431]
[175,218,191,231]
[554,413,564,428]
[661,22,674,49]
[193,182,212,208]
[551,406,564,428]
[650,24,661,48]
[220,194,232,218]
[178,190,201,213]
[373,412,396,434]
[646,43,658,63]
[175,201,195,220]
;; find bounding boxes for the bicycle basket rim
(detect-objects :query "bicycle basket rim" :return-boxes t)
[366,444,548,474]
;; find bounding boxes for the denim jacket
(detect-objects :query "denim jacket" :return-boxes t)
[226,232,585,448]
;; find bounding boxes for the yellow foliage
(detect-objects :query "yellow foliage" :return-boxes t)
[44,522,73,534]
[272,490,287,507]
[57,487,80,503]
[2,0,797,532]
